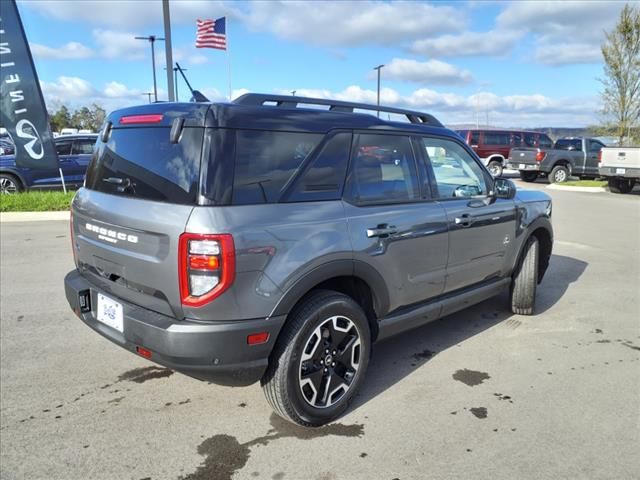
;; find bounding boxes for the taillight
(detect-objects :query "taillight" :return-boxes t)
[535,150,546,162]
[179,233,235,307]
[119,114,163,125]
[598,150,602,166]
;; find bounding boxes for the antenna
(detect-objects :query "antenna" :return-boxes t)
[175,62,209,102]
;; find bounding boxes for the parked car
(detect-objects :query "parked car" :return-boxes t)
[507,137,606,183]
[64,94,553,426]
[456,128,554,177]
[598,146,640,193]
[0,134,97,194]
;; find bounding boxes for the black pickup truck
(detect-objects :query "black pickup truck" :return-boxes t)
[507,137,607,183]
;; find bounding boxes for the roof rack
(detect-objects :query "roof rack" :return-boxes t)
[233,93,443,127]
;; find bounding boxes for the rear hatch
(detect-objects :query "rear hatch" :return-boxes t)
[71,104,210,319]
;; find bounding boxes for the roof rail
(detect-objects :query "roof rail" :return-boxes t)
[233,93,443,127]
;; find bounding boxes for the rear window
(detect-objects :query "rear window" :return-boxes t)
[555,139,582,151]
[85,127,203,205]
[232,130,323,204]
[539,135,553,148]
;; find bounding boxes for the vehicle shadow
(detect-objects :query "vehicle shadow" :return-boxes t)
[350,254,587,413]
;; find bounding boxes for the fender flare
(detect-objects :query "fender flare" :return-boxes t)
[269,259,390,319]
[486,154,505,164]
[512,216,553,281]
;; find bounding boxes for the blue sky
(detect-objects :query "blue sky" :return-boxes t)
[16,0,626,127]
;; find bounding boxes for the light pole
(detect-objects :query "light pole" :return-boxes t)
[143,92,153,103]
[373,64,384,117]
[291,90,296,96]
[165,66,186,101]
[135,35,164,102]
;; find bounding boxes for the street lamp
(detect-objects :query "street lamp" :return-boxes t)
[373,64,384,118]
[135,35,165,102]
[143,92,153,103]
[291,90,296,96]
[165,66,186,102]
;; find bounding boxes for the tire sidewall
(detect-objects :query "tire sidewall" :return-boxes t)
[283,295,371,425]
[550,166,568,183]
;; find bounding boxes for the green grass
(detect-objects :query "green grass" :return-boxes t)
[0,191,75,212]
[559,180,607,187]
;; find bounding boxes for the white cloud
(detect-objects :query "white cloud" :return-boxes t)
[243,1,463,46]
[92,29,147,60]
[374,58,473,86]
[30,41,94,60]
[534,43,602,66]
[411,30,523,58]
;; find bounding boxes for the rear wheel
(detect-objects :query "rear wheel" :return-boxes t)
[549,165,569,183]
[261,290,371,427]
[519,171,538,183]
[0,174,23,194]
[608,178,635,194]
[510,236,539,315]
[487,160,503,177]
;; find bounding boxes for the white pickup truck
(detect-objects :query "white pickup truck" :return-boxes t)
[599,147,640,193]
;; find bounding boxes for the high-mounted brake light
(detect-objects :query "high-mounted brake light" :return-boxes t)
[119,114,163,125]
[536,150,546,162]
[179,233,235,307]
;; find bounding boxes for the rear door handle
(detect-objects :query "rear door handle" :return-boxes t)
[366,224,397,238]
[454,214,473,227]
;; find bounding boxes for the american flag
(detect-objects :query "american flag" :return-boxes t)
[195,17,227,50]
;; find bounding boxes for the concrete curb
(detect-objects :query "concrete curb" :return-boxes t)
[546,184,607,193]
[0,211,70,223]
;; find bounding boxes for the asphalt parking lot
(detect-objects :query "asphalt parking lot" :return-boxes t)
[1,183,639,480]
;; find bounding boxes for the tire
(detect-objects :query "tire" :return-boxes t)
[0,173,23,194]
[261,290,371,427]
[510,236,539,315]
[608,177,634,194]
[519,171,538,183]
[549,165,569,183]
[487,160,503,177]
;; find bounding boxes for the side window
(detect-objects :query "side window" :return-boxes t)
[288,132,351,202]
[524,133,536,147]
[511,133,522,146]
[483,132,510,145]
[469,131,480,145]
[422,137,490,199]
[55,142,72,156]
[73,140,95,155]
[539,135,553,148]
[345,134,419,204]
[232,130,323,204]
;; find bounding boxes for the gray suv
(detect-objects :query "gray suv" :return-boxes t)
[64,94,553,426]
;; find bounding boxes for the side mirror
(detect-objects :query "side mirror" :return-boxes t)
[493,177,516,200]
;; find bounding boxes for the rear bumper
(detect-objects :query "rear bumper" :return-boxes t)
[64,269,286,386]
[599,166,640,179]
[507,162,541,171]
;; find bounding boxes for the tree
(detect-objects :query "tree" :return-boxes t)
[600,4,640,145]
[49,105,71,132]
[90,103,106,131]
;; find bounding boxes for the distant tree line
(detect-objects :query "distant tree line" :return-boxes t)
[48,104,106,133]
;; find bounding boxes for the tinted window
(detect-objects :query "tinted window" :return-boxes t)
[85,127,203,205]
[345,134,419,204]
[588,140,605,152]
[233,130,322,204]
[512,133,522,146]
[539,135,553,148]
[422,137,489,199]
[483,132,510,145]
[524,133,537,147]
[288,132,351,202]
[55,141,72,156]
[73,139,95,155]
[469,131,480,144]
[555,139,582,151]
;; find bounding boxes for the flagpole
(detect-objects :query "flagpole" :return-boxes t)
[227,17,232,101]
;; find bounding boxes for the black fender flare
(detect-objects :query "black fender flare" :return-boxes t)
[512,216,553,281]
[269,259,390,319]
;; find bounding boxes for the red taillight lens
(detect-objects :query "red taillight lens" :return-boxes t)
[179,233,235,307]
[119,114,163,125]
[247,332,270,345]
[136,346,153,359]
[598,150,602,165]
[535,150,546,162]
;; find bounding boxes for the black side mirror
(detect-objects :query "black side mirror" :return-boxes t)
[494,177,516,200]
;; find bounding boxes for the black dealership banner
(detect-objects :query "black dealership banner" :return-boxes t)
[0,0,58,169]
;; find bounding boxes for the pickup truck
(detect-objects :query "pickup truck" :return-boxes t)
[599,147,640,193]
[507,137,607,183]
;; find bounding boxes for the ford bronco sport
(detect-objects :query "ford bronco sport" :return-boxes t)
[64,94,553,426]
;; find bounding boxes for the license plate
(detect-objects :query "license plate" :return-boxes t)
[96,293,124,333]
[616,168,626,174]
[519,163,526,169]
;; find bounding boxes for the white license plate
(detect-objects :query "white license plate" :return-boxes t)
[96,294,124,333]
[519,163,526,169]
[616,168,626,174]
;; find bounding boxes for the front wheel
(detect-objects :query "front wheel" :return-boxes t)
[261,290,371,427]
[519,171,538,183]
[510,236,539,315]
[608,177,635,194]
[487,160,503,177]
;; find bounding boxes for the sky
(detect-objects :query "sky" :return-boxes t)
[15,0,627,128]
